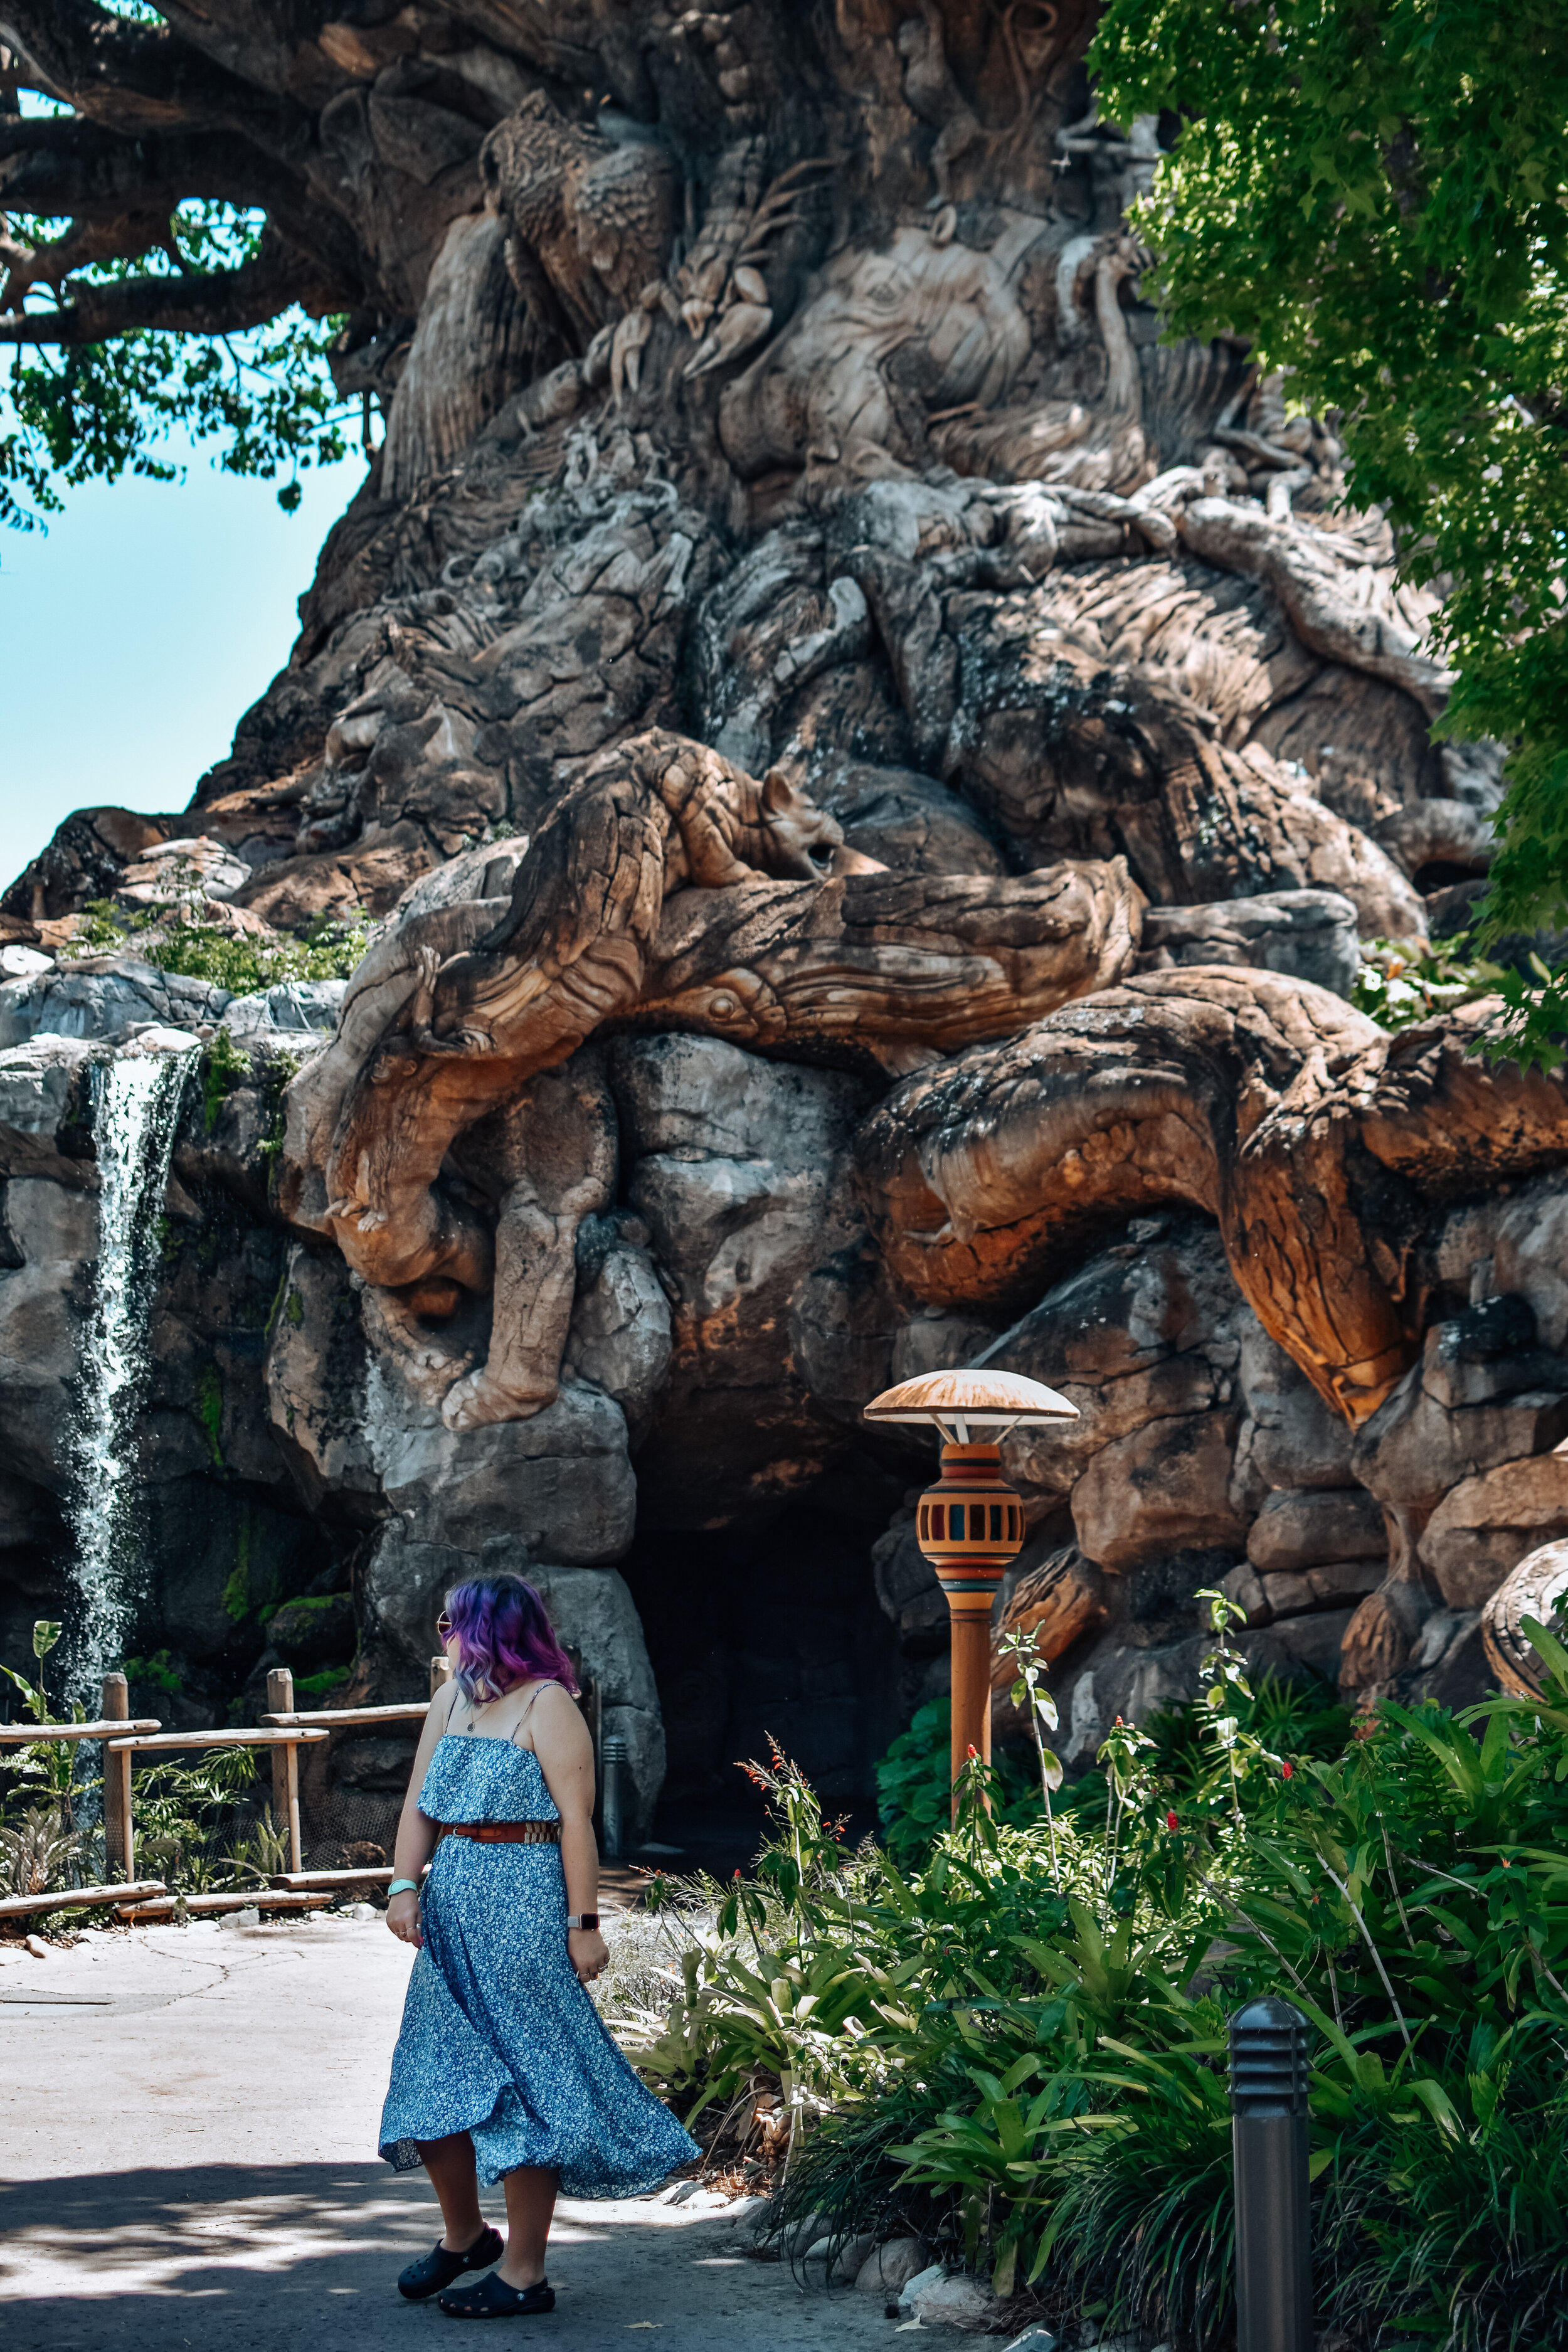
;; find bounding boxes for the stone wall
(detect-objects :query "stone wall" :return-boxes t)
[9,980,1568,1854]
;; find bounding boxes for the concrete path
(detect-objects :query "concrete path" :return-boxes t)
[0,1918,908,2352]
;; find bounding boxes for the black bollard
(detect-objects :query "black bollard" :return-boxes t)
[1229,1995,1311,2352]
[600,1732,627,1860]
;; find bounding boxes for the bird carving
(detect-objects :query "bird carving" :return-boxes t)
[480,91,677,351]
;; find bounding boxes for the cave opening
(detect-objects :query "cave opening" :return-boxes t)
[618,1499,905,1870]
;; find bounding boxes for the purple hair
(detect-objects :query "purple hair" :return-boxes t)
[444,1574,580,1703]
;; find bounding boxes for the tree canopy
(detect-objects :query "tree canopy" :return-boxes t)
[7,3,1566,1066]
[1093,0,1568,1054]
[0,1,462,522]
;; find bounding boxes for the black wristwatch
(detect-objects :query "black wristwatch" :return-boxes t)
[566,1913,600,1931]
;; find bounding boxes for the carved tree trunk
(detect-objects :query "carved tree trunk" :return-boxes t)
[4,3,1553,1718]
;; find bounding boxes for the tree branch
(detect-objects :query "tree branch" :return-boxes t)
[0,233,346,343]
[0,117,366,318]
[0,0,311,154]
[0,115,285,219]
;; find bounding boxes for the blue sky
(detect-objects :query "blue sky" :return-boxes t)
[0,439,368,894]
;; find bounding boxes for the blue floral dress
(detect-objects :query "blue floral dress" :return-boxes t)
[379,1733,697,2195]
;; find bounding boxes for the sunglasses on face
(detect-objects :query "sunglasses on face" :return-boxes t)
[437,1614,453,1638]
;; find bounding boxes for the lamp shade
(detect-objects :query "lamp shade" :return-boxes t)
[864,1368,1078,1816]
[863,1369,1078,1438]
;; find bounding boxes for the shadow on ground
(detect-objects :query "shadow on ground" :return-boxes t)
[0,2161,896,2352]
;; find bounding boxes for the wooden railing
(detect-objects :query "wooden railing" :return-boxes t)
[0,1660,450,1919]
[1,1647,608,1920]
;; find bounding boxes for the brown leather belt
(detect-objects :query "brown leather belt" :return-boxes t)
[443,1820,560,1845]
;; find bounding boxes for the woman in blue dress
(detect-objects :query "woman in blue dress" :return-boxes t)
[379,1571,697,2319]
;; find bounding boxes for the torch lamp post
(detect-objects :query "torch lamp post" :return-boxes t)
[864,1369,1078,1812]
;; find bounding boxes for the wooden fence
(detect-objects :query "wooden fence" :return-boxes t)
[1,1649,606,1922]
[0,1659,451,1921]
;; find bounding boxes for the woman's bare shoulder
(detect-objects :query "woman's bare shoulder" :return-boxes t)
[529,1679,588,1740]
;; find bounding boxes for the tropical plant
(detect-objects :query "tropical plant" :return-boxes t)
[1352,939,1508,1034]
[224,1804,292,1888]
[59,898,377,992]
[0,1619,89,1830]
[0,1802,82,1902]
[620,1619,1568,2345]
[130,1745,261,1892]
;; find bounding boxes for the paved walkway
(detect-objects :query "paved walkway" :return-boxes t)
[0,1918,906,2352]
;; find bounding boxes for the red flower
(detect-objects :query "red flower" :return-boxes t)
[1281,1761,1294,1780]
[1165,1810,1179,1831]
[966,1743,978,1759]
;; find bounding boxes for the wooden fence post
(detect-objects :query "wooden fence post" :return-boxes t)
[266,1668,301,1873]
[430,1654,452,1698]
[101,1673,130,1879]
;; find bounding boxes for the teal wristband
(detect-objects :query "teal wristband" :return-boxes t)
[388,1878,420,1897]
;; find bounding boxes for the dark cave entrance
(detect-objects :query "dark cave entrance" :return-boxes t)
[618,1500,905,1867]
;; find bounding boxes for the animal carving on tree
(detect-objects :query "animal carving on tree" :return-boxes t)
[857,975,1568,1424]
[282,730,1143,1428]
[480,92,679,351]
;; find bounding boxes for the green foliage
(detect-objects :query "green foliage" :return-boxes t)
[1091,0,1568,1062]
[876,1699,1034,1867]
[292,1666,351,1702]
[0,1621,88,1828]
[202,1029,248,1133]
[142,914,373,993]
[130,1744,260,1893]
[1141,1667,1352,1802]
[268,1592,344,1625]
[1352,938,1508,1034]
[1,201,353,529]
[60,898,376,996]
[0,1803,83,1904]
[122,1650,183,1697]
[225,1804,292,1888]
[623,1622,1568,2345]
[192,1362,224,1470]
[256,1047,305,1175]
[65,899,134,956]
[1479,956,1568,1076]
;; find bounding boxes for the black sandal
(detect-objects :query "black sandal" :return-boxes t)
[438,2273,555,2319]
[398,2225,504,2301]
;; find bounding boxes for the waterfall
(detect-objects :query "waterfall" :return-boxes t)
[63,1046,196,1710]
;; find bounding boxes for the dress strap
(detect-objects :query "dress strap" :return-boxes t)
[509,1680,549,1749]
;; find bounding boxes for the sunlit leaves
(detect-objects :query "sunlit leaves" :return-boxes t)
[1092,0,1568,1055]
[1,203,354,523]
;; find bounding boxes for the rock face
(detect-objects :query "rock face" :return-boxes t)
[3,1,1567,1836]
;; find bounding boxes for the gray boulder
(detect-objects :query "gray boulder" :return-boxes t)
[1246,1488,1387,1575]
[0,958,230,1046]
[611,1032,874,1523]
[1140,888,1360,999]
[264,1243,637,1561]
[567,1222,674,1447]
[220,980,347,1039]
[358,1530,664,1835]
